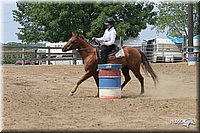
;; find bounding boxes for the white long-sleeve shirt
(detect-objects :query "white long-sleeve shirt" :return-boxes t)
[95,27,116,46]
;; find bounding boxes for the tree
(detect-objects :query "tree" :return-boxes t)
[153,1,199,38]
[13,2,95,43]
[88,2,157,40]
[194,1,200,35]
[13,2,157,43]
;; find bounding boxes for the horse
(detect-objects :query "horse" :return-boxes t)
[62,32,158,97]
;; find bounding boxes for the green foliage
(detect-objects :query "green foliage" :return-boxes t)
[194,1,200,35]
[153,2,199,37]
[13,2,157,43]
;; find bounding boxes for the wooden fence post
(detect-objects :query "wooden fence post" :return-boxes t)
[72,50,77,64]
[22,47,25,65]
[47,46,51,65]
[34,49,37,65]
[183,35,187,62]
[162,44,164,62]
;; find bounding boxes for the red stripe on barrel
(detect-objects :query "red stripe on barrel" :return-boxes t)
[188,53,197,58]
[99,69,121,77]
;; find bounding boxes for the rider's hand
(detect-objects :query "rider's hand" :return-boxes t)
[92,37,96,40]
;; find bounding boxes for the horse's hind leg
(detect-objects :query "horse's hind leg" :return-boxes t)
[130,68,144,94]
[121,66,131,90]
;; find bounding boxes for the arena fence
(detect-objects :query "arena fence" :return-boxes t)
[2,45,199,65]
[131,44,199,63]
[2,46,80,65]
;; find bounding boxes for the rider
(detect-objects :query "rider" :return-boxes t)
[92,17,116,64]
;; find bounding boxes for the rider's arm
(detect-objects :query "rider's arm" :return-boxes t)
[95,29,107,41]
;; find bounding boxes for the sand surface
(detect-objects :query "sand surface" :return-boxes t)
[2,63,198,131]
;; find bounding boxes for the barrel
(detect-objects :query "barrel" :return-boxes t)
[98,64,122,98]
[188,52,198,65]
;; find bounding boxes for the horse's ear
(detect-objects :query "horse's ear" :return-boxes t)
[76,33,79,38]
[72,32,75,36]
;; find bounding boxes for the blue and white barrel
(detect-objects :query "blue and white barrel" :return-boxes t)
[188,52,198,65]
[98,64,122,98]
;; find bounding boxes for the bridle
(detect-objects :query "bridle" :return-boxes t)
[64,36,100,55]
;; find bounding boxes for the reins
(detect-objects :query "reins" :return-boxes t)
[76,39,98,54]
[77,47,95,53]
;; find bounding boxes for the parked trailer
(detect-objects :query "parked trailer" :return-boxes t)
[146,38,183,63]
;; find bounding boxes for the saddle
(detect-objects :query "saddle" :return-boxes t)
[96,44,125,60]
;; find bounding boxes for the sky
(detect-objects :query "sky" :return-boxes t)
[1,1,21,43]
[0,0,168,44]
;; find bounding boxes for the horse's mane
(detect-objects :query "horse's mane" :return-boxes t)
[78,35,97,48]
[79,35,88,42]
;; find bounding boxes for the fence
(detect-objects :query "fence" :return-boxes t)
[2,46,81,65]
[2,45,199,65]
[132,44,199,63]
[130,44,183,63]
[182,46,200,62]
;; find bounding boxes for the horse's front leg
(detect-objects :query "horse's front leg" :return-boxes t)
[69,71,93,96]
[92,71,99,97]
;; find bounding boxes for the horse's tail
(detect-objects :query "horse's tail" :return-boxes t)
[140,50,158,86]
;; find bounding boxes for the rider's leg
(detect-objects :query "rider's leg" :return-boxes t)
[99,45,115,64]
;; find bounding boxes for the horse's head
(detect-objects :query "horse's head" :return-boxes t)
[62,32,80,52]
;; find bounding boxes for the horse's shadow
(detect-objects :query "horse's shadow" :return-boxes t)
[121,93,145,99]
[83,93,145,99]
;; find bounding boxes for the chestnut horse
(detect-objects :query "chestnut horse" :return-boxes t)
[62,32,158,97]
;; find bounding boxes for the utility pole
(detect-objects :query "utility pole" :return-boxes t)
[188,2,193,52]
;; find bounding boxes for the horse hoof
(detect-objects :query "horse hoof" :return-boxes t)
[140,92,144,95]
[94,93,99,97]
[68,92,74,96]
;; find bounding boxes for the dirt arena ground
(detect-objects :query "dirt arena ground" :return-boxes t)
[2,62,199,132]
